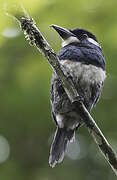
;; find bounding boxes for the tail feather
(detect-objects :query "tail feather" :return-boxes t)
[49,127,75,168]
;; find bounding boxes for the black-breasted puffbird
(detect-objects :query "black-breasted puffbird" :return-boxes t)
[49,25,106,167]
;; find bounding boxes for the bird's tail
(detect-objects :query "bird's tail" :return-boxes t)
[49,127,75,168]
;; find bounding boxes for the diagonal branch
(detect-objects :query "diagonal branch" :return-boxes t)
[6,4,117,175]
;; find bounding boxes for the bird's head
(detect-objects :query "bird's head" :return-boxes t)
[51,24,100,48]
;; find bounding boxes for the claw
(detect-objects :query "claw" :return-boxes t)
[77,95,84,102]
[73,95,84,103]
[67,74,72,80]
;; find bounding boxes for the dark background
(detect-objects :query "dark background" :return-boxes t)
[0,0,117,179]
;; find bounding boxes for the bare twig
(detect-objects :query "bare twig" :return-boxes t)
[6,3,117,175]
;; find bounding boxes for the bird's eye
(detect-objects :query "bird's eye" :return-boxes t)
[80,34,88,41]
[83,34,88,38]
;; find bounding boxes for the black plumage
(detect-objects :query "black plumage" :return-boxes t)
[49,25,106,167]
[58,42,105,70]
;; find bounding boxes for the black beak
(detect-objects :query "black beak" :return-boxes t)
[50,24,76,40]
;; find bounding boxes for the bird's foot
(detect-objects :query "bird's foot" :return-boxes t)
[66,74,73,81]
[73,95,84,103]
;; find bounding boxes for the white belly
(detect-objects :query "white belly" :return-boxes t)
[60,60,106,85]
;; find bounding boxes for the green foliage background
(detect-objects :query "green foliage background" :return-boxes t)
[0,0,117,179]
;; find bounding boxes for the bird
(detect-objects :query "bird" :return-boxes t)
[49,24,106,168]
